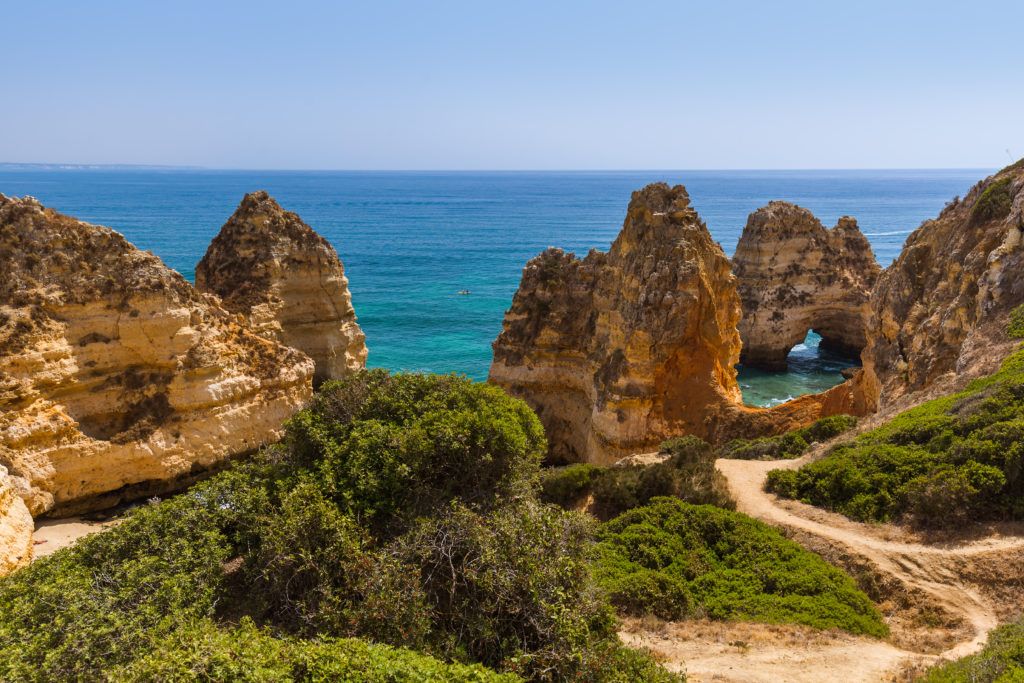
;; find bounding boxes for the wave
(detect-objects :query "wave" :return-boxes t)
[862,230,909,236]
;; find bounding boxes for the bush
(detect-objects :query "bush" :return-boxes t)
[767,350,1024,526]
[111,617,518,682]
[971,176,1015,225]
[922,615,1024,682]
[398,500,617,677]
[0,371,680,682]
[595,498,888,637]
[718,415,857,460]
[1008,302,1024,338]
[539,436,734,520]
[285,370,546,533]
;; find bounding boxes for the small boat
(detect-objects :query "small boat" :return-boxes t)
[458,290,471,295]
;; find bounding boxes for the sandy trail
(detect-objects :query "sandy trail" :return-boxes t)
[32,517,119,558]
[626,450,1024,682]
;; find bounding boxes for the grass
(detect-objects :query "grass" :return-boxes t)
[767,348,1024,527]
[594,498,888,637]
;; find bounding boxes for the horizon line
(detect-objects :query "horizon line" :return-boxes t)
[0,162,999,173]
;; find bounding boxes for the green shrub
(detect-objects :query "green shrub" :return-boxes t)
[922,615,1024,682]
[595,499,888,637]
[972,176,1015,225]
[1008,302,1024,338]
[767,350,1024,526]
[541,464,600,508]
[111,617,518,682]
[285,370,546,533]
[0,495,230,680]
[399,500,617,677]
[539,436,734,520]
[0,371,680,682]
[719,415,857,460]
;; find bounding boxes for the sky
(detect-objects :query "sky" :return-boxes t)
[2,0,1022,170]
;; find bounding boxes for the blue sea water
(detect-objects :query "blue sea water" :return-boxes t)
[0,169,988,406]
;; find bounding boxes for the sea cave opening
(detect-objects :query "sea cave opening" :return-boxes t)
[736,330,861,408]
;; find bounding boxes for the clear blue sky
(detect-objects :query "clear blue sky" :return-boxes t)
[3,0,1021,170]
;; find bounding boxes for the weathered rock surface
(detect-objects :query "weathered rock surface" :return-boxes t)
[862,160,1024,405]
[0,465,33,574]
[196,191,367,384]
[0,194,314,517]
[489,184,869,464]
[733,202,880,370]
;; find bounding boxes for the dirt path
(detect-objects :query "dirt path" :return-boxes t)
[626,451,1024,682]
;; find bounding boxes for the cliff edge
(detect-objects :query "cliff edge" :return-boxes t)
[0,194,314,518]
[489,184,867,464]
[196,191,367,384]
[733,202,880,370]
[863,160,1024,406]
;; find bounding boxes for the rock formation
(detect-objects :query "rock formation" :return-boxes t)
[0,466,33,574]
[196,191,367,384]
[861,160,1024,405]
[489,184,869,464]
[0,194,314,517]
[733,202,880,370]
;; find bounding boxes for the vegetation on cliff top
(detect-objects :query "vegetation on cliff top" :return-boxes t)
[594,498,888,637]
[767,348,1024,527]
[971,176,1015,225]
[0,371,678,682]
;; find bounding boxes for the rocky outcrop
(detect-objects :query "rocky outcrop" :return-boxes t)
[0,194,314,517]
[733,202,880,370]
[489,184,869,464]
[196,191,367,384]
[862,160,1024,405]
[0,465,33,574]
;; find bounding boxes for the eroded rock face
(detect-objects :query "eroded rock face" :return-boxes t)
[0,195,314,516]
[733,202,880,370]
[489,184,869,464]
[196,191,367,384]
[862,161,1024,405]
[0,465,33,575]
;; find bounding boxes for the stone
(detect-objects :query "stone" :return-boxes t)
[861,160,1024,406]
[196,191,367,384]
[0,194,314,517]
[489,184,869,464]
[733,202,880,370]
[0,465,33,575]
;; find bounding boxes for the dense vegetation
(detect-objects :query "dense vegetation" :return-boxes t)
[922,615,1024,682]
[971,176,1015,225]
[0,371,679,682]
[767,350,1024,526]
[593,498,888,637]
[540,435,734,520]
[717,415,858,461]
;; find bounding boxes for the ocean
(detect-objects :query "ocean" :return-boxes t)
[0,168,988,407]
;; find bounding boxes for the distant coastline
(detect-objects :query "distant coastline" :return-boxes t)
[0,162,206,171]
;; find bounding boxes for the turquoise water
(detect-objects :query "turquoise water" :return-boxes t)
[0,169,987,406]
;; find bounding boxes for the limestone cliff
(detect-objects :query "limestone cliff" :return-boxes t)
[733,202,880,370]
[862,160,1024,405]
[196,191,367,384]
[489,184,868,464]
[0,465,33,574]
[0,194,314,516]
